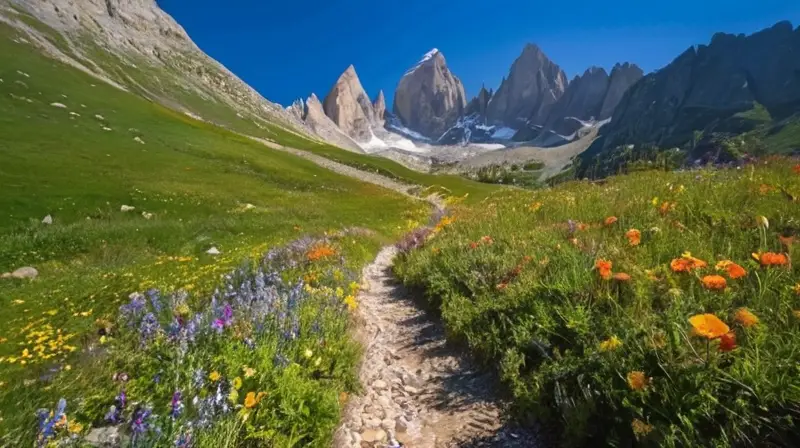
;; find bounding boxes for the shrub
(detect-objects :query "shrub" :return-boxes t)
[395,159,800,447]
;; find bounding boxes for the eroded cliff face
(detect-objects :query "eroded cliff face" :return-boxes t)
[322,65,379,142]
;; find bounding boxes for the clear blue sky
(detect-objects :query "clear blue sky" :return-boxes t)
[158,0,800,108]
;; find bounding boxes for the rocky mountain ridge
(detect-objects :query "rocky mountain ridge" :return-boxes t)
[1,0,309,135]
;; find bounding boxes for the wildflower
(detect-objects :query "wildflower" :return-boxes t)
[689,314,730,339]
[793,310,800,319]
[716,260,747,279]
[719,332,737,352]
[599,335,622,352]
[469,241,479,249]
[306,244,336,261]
[734,308,759,327]
[670,252,708,273]
[529,202,543,212]
[626,371,649,391]
[303,348,313,359]
[170,391,184,419]
[659,201,675,216]
[794,284,800,296]
[232,377,242,390]
[209,371,221,382]
[36,398,67,445]
[631,419,654,438]
[756,215,769,229]
[131,407,153,436]
[480,235,494,245]
[612,272,632,282]
[604,216,618,226]
[242,366,256,378]
[595,259,613,280]
[625,229,641,246]
[244,391,263,409]
[68,421,83,434]
[758,252,788,267]
[701,275,727,291]
[794,164,800,174]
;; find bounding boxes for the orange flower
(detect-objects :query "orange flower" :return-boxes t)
[612,272,632,282]
[626,371,649,391]
[480,235,494,244]
[469,242,479,249]
[734,308,759,327]
[659,201,675,216]
[244,391,266,409]
[625,229,641,246]
[701,275,727,291]
[759,252,788,267]
[716,260,746,279]
[689,314,730,339]
[718,332,737,352]
[577,223,589,231]
[670,253,708,273]
[604,216,618,226]
[793,164,800,174]
[595,259,613,280]
[306,244,336,261]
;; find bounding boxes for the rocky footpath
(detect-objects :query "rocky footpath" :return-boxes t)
[334,244,544,448]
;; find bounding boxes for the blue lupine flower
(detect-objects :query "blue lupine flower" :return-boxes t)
[120,293,147,326]
[139,312,160,346]
[170,391,184,419]
[36,398,66,447]
[147,288,162,313]
[131,406,153,435]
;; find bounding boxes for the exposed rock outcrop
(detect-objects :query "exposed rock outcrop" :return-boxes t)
[393,49,467,139]
[322,65,378,142]
[373,90,386,122]
[600,21,800,150]
[486,44,567,127]
[465,85,492,117]
[287,94,363,152]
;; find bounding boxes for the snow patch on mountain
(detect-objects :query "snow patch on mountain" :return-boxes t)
[404,48,441,75]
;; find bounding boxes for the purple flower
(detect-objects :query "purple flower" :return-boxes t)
[139,312,160,345]
[131,406,153,435]
[120,293,147,326]
[175,428,193,447]
[36,398,66,447]
[104,405,120,424]
[170,391,184,419]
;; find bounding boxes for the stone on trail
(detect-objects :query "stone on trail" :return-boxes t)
[120,205,135,212]
[42,214,53,225]
[84,425,124,446]
[50,102,67,109]
[361,428,386,443]
[206,247,221,255]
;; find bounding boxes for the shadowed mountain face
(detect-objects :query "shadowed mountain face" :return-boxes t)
[600,21,800,151]
[485,44,567,127]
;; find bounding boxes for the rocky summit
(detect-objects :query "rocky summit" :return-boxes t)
[392,49,467,140]
[485,43,567,127]
[323,65,380,142]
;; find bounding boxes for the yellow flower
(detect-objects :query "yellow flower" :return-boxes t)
[793,310,800,320]
[209,371,221,382]
[599,335,623,352]
[627,371,649,391]
[344,295,358,311]
[64,365,71,371]
[46,310,58,316]
[244,391,266,409]
[68,421,83,433]
[228,389,239,404]
[793,284,800,296]
[335,287,344,298]
[303,348,313,359]
[242,366,256,378]
[232,377,242,390]
[349,281,360,293]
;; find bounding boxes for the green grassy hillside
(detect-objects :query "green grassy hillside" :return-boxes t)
[0,20,437,445]
[397,160,800,447]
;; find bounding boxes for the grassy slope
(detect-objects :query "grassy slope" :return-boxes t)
[396,161,800,446]
[0,21,430,440]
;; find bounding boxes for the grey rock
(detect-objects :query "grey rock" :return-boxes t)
[599,62,644,119]
[50,102,67,109]
[322,65,377,142]
[42,214,53,225]
[373,90,386,122]
[486,44,567,126]
[372,379,388,390]
[206,247,221,255]
[133,136,145,144]
[393,49,467,139]
[84,426,123,447]
[286,94,363,152]
[5,267,39,279]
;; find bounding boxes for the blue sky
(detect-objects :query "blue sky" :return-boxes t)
[158,0,800,108]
